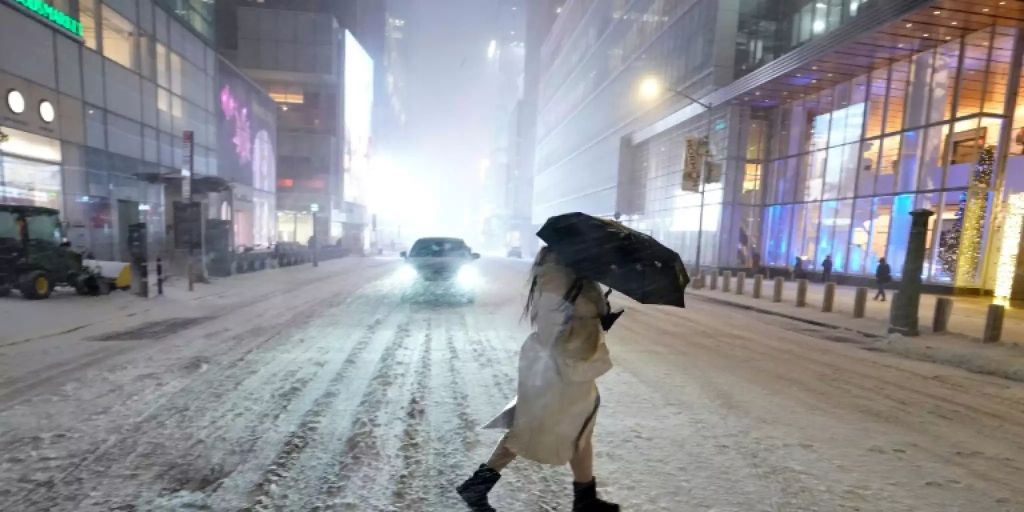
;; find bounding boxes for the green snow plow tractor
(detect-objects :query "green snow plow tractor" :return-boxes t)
[0,204,105,300]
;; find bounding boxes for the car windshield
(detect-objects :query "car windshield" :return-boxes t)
[409,239,469,258]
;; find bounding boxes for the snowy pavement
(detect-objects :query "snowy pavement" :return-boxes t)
[1,258,1023,511]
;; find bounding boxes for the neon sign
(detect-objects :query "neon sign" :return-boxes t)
[5,0,83,39]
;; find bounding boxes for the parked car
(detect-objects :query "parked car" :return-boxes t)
[507,246,523,259]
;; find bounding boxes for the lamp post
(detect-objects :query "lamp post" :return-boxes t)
[638,77,713,272]
[310,203,320,267]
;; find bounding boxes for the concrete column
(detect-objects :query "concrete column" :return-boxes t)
[722,271,732,293]
[752,274,763,299]
[822,282,836,312]
[933,297,953,333]
[983,304,1005,343]
[709,271,718,290]
[735,272,746,295]
[772,277,784,303]
[889,209,935,336]
[853,287,868,318]
[796,279,808,307]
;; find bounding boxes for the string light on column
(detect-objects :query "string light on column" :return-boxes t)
[995,193,1024,301]
[954,145,994,287]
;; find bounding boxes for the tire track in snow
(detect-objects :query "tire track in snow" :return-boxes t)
[306,316,419,511]
[8,292,364,512]
[240,316,410,512]
[390,319,433,509]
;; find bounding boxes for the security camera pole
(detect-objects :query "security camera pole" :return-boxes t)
[182,130,195,292]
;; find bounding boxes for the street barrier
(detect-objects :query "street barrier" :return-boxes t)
[796,279,808,307]
[722,271,732,293]
[735,272,746,295]
[853,287,867,318]
[752,274,763,299]
[772,277,784,303]
[933,298,953,333]
[709,272,718,291]
[822,282,835,312]
[984,304,1004,343]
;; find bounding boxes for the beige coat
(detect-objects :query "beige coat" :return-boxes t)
[484,261,613,465]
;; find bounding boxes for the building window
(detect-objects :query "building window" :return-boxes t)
[268,87,305,105]
[156,42,169,88]
[102,5,136,70]
[80,0,98,50]
[139,33,155,80]
[170,51,183,95]
[0,155,62,210]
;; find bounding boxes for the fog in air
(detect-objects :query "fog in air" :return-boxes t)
[2,1,1023,511]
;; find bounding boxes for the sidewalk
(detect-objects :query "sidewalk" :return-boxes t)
[0,257,391,346]
[690,276,1024,382]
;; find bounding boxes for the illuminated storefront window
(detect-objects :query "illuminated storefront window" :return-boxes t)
[759,25,1021,285]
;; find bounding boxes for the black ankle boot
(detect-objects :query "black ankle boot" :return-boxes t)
[573,478,619,512]
[457,464,501,511]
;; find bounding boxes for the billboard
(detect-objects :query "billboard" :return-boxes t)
[343,30,374,206]
[216,57,277,193]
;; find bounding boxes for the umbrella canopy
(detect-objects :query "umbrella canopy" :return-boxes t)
[537,212,689,307]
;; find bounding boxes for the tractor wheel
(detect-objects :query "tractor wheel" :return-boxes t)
[75,274,99,295]
[19,271,54,300]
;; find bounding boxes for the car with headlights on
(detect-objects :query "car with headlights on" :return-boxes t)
[399,237,481,301]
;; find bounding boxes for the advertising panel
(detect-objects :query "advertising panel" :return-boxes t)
[216,58,277,193]
[343,30,374,205]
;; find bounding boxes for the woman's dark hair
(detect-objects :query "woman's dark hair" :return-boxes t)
[522,247,552,321]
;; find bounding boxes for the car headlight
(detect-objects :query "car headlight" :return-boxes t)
[456,265,481,289]
[398,264,418,282]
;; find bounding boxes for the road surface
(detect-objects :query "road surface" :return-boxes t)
[0,258,1022,511]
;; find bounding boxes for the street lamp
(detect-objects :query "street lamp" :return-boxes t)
[637,76,714,273]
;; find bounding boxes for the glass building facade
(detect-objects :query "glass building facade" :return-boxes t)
[0,0,275,262]
[759,23,1021,287]
[540,0,1024,290]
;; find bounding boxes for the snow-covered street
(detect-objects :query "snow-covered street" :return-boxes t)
[1,257,1023,511]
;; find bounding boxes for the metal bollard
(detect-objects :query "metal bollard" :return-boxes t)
[853,287,867,318]
[933,297,953,333]
[709,272,718,290]
[752,274,763,299]
[822,282,836,312]
[983,304,1004,343]
[773,277,784,303]
[156,257,164,295]
[796,279,808,307]
[722,271,732,293]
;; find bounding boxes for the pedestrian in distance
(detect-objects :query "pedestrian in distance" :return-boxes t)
[821,255,833,282]
[874,258,892,301]
[457,247,620,512]
[793,256,807,280]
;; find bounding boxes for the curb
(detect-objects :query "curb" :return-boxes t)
[692,293,882,339]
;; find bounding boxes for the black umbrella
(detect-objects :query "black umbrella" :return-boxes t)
[537,212,690,307]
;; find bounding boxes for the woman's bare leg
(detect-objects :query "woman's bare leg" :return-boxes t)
[569,434,594,483]
[486,434,517,471]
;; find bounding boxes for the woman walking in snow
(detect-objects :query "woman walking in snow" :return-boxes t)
[457,247,620,512]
